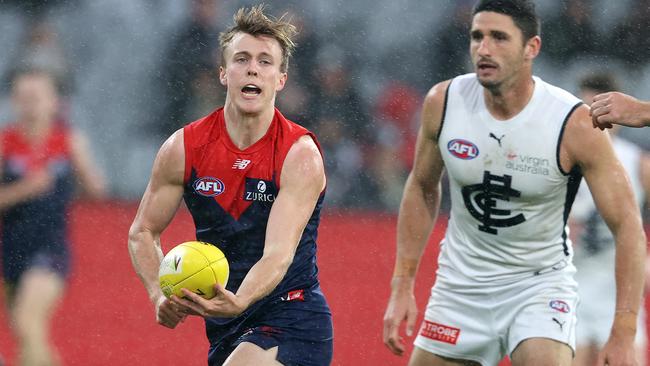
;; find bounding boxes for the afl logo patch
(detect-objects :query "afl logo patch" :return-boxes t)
[448,139,479,160]
[193,177,225,197]
[549,300,570,313]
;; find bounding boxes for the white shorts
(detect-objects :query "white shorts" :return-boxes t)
[574,247,647,348]
[414,262,578,366]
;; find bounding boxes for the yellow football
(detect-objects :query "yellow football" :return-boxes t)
[158,241,229,299]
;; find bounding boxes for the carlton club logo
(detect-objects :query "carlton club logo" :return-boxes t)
[193,177,225,197]
[447,139,479,160]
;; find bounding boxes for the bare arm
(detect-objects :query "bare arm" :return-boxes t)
[69,130,107,199]
[562,106,646,365]
[0,145,53,210]
[173,135,325,317]
[591,92,650,129]
[383,81,449,356]
[236,135,325,305]
[127,129,186,328]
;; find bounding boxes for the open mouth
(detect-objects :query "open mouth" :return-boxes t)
[477,61,497,71]
[241,84,262,95]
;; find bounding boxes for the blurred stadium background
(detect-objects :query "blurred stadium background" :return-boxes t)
[1,0,650,365]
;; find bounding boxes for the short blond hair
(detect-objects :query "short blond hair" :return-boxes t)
[219,4,297,73]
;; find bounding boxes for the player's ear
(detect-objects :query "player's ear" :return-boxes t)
[524,35,541,61]
[276,72,287,92]
[219,66,227,86]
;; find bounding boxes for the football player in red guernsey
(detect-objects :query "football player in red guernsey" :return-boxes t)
[128,5,332,366]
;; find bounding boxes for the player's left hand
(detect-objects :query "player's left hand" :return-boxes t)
[171,283,249,318]
[597,333,637,366]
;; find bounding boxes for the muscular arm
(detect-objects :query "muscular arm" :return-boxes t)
[69,130,107,199]
[562,106,646,362]
[591,92,650,129]
[383,81,449,355]
[128,129,185,326]
[235,135,325,306]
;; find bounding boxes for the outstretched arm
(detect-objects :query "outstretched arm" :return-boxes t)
[69,130,107,199]
[128,129,186,328]
[591,92,650,129]
[173,134,325,317]
[563,106,646,365]
[383,81,449,356]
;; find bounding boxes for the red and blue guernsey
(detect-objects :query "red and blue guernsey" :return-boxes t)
[1,122,74,285]
[183,107,333,366]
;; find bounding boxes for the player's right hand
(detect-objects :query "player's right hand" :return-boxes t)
[154,294,187,329]
[383,278,418,356]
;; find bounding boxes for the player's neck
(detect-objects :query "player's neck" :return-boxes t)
[223,104,275,150]
[483,75,535,121]
[19,116,53,142]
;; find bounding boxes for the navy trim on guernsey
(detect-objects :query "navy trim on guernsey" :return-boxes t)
[436,80,453,142]
[561,168,583,256]
[555,101,584,256]
[556,101,583,176]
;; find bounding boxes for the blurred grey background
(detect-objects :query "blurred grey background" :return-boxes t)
[0,0,648,209]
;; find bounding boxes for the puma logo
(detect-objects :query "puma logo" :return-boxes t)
[552,317,565,331]
[489,133,505,147]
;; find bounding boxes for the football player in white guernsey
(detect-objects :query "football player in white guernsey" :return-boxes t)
[383,1,646,365]
[572,73,650,366]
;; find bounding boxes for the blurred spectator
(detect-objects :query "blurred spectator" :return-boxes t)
[309,43,369,138]
[317,117,368,208]
[542,0,599,63]
[368,81,421,210]
[610,0,650,67]
[10,20,72,96]
[1,0,70,19]
[156,0,222,137]
[275,9,321,124]
[426,0,473,82]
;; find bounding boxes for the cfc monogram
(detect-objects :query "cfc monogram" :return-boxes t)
[232,159,251,169]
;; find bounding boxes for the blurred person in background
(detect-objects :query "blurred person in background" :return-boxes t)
[541,0,599,63]
[0,68,106,366]
[10,20,72,96]
[383,0,646,365]
[128,5,333,365]
[610,0,650,67]
[427,0,473,82]
[571,72,650,366]
[157,0,222,138]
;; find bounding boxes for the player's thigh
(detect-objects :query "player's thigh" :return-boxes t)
[409,346,481,366]
[573,344,598,366]
[223,342,283,366]
[510,338,572,366]
[11,268,64,320]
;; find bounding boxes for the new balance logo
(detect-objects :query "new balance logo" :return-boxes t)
[232,159,251,169]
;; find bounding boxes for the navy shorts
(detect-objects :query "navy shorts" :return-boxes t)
[1,244,70,285]
[206,284,333,366]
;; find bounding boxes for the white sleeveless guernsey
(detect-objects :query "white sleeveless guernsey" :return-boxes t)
[437,73,583,285]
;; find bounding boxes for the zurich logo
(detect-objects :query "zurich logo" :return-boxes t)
[193,177,225,197]
[549,300,570,313]
[448,139,479,160]
[257,180,267,193]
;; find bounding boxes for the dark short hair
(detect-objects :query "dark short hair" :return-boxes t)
[219,4,297,73]
[579,72,620,94]
[473,0,540,41]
